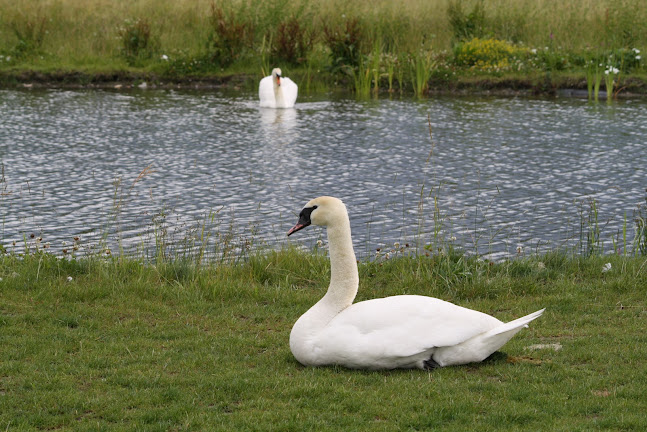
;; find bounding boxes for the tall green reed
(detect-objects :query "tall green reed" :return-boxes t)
[586,57,603,101]
[409,50,434,97]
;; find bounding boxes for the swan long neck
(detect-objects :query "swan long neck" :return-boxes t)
[273,79,285,107]
[322,215,359,310]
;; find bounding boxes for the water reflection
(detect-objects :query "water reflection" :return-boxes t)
[1,89,645,260]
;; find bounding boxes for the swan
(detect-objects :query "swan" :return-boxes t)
[259,68,298,108]
[287,196,545,370]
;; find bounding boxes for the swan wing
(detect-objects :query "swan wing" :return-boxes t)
[259,75,275,107]
[280,77,298,107]
[313,295,503,365]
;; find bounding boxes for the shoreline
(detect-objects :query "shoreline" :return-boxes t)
[3,69,647,98]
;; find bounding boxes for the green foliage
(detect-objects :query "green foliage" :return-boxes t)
[409,50,435,96]
[447,0,487,42]
[118,18,158,65]
[9,13,47,58]
[635,190,647,255]
[322,17,365,73]
[271,15,315,66]
[207,1,255,67]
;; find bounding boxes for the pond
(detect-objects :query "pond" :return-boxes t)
[1,88,645,260]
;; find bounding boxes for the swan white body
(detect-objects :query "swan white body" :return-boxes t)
[287,196,544,370]
[259,68,298,108]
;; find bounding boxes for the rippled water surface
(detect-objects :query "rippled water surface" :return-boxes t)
[1,89,645,259]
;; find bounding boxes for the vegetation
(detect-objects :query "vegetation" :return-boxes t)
[1,247,646,430]
[1,0,646,96]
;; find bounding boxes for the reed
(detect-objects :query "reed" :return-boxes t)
[409,50,434,96]
[586,57,603,101]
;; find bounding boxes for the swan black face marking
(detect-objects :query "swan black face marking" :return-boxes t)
[287,205,318,236]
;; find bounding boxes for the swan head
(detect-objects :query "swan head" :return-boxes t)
[287,196,347,236]
[271,68,282,87]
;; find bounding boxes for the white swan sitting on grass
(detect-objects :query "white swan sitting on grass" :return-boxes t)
[287,196,544,370]
[259,68,298,108]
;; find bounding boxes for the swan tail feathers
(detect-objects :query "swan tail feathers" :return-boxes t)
[488,308,545,336]
[431,308,544,367]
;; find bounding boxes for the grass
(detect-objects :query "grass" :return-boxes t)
[1,0,646,95]
[1,248,647,430]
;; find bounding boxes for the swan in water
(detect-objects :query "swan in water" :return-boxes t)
[287,196,544,370]
[259,68,298,108]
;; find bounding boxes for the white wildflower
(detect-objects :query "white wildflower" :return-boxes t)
[393,242,400,249]
[161,54,169,61]
[67,276,73,282]
[602,263,612,273]
[636,55,642,61]
[633,48,640,54]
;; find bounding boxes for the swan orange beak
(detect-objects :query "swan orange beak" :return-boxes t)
[276,76,281,86]
[287,222,307,236]
[287,206,316,236]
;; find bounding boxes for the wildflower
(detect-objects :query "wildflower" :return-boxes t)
[316,239,323,247]
[602,263,612,273]
[67,276,73,282]
[161,54,169,61]
[636,55,642,61]
[394,242,400,249]
[516,245,523,254]
[0,277,3,282]
[530,48,537,54]
[537,262,546,269]
[633,48,641,54]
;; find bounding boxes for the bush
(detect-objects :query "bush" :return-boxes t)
[322,17,365,73]
[207,1,255,67]
[454,37,526,73]
[271,16,315,66]
[119,18,158,65]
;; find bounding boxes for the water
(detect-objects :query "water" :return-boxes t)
[1,88,645,260]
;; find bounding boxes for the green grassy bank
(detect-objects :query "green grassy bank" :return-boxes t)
[1,249,646,430]
[1,0,646,95]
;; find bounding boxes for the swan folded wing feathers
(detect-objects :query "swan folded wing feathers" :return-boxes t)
[328,296,504,354]
[258,76,275,107]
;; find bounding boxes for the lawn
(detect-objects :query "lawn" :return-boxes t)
[1,250,646,430]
